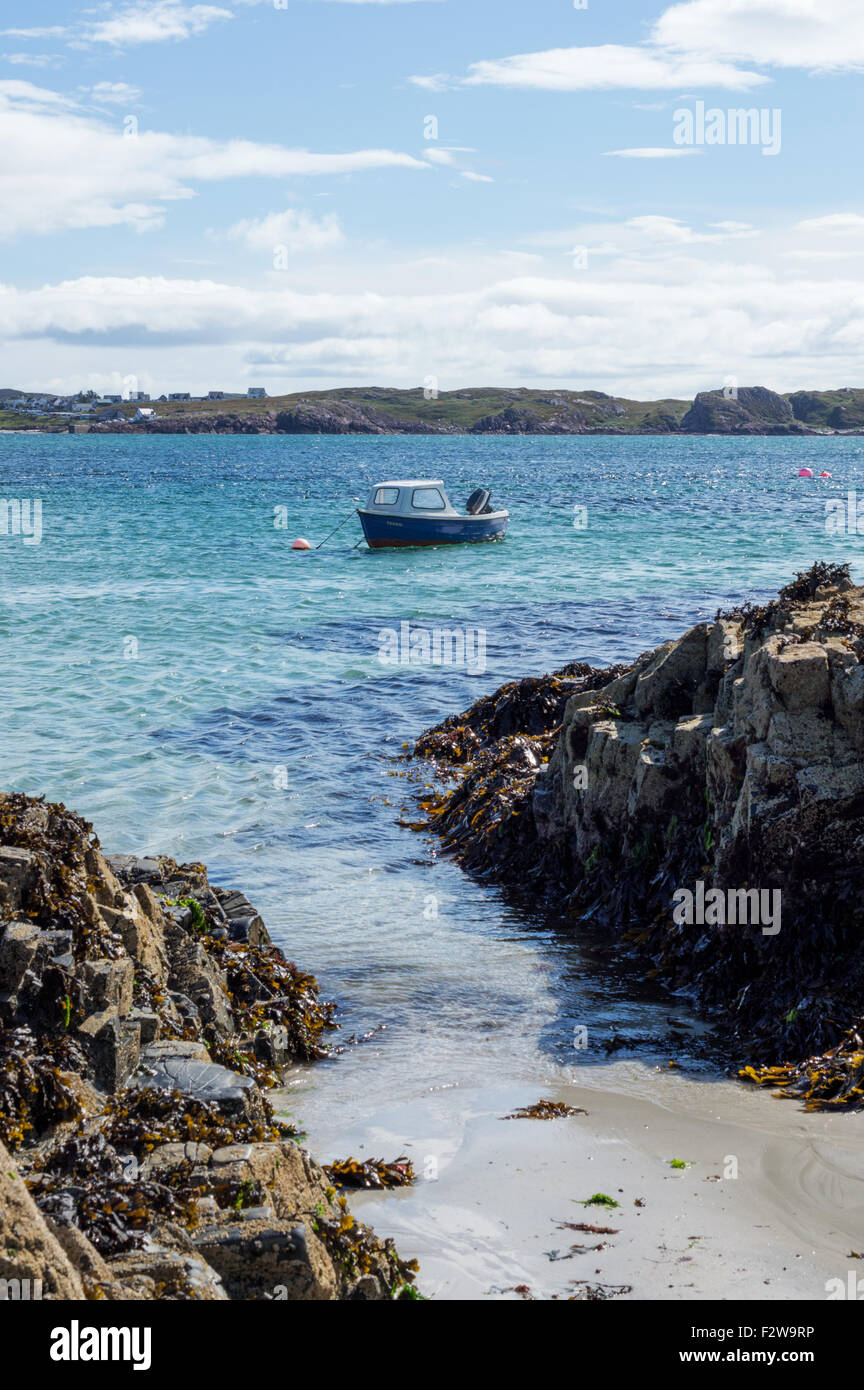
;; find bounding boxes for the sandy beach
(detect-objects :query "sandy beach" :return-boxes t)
[291,1061,864,1301]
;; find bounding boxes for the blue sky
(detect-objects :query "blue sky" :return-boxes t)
[1,0,862,398]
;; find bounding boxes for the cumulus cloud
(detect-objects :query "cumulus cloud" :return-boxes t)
[0,81,427,239]
[2,213,863,398]
[626,215,756,243]
[83,3,233,48]
[651,0,864,73]
[796,213,864,235]
[2,53,64,68]
[85,81,144,104]
[431,0,864,96]
[224,208,345,253]
[410,73,451,91]
[461,44,766,92]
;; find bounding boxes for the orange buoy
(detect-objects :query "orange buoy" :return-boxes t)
[291,538,312,550]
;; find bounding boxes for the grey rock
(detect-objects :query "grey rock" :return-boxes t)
[192,1219,337,1300]
[131,1057,264,1125]
[0,921,40,994]
[80,957,135,1018]
[78,1012,141,1089]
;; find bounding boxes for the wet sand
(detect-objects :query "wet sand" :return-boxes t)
[283,1062,864,1301]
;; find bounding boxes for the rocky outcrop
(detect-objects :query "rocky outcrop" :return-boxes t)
[413,563,864,1107]
[0,795,418,1299]
[274,402,440,435]
[21,384,864,436]
[89,414,281,435]
[788,389,864,432]
[0,1137,86,1299]
[681,386,808,434]
[469,395,636,435]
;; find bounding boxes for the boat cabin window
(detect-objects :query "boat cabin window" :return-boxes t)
[411,488,446,511]
[373,488,400,506]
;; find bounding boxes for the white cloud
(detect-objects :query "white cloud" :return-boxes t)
[225,208,344,253]
[3,213,863,400]
[796,213,864,235]
[461,171,493,183]
[461,44,766,92]
[627,214,756,242]
[424,148,456,165]
[2,53,64,68]
[652,0,864,74]
[440,0,864,99]
[409,73,451,91]
[1,27,68,39]
[83,3,233,47]
[605,147,700,158]
[0,80,428,239]
[85,81,143,104]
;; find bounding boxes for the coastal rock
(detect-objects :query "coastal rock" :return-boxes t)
[0,794,418,1300]
[274,402,432,435]
[131,1056,266,1126]
[413,562,864,1105]
[192,1218,337,1300]
[0,1138,85,1299]
[681,387,807,434]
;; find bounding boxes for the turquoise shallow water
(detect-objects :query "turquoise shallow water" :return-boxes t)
[1,432,862,1124]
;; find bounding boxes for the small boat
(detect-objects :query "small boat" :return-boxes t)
[357,479,508,549]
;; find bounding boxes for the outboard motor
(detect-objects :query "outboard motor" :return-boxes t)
[466,488,492,515]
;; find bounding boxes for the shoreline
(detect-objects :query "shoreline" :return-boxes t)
[5,383,864,436]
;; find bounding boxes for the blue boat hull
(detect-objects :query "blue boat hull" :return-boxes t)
[358,510,507,549]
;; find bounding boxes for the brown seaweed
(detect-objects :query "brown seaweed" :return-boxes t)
[324,1156,415,1189]
[503,1100,588,1120]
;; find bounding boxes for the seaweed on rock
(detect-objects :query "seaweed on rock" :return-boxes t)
[103,1086,292,1157]
[0,1025,84,1150]
[408,564,864,1111]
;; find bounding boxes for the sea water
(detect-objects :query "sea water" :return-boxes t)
[2,431,861,1294]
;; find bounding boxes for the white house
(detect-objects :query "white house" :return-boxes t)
[133,407,156,422]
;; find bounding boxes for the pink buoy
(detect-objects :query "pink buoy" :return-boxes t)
[798,468,813,478]
[291,538,312,550]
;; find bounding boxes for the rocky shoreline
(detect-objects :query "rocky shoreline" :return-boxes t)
[411,562,864,1110]
[0,794,419,1300]
[12,383,864,436]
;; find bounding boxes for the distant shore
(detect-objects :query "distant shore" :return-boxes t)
[4,383,864,436]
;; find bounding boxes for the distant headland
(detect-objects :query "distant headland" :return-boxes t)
[2,383,864,436]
